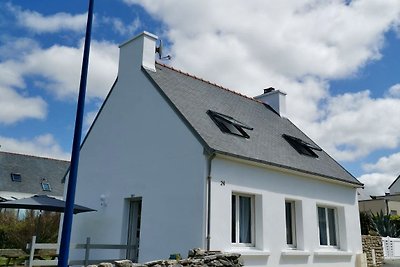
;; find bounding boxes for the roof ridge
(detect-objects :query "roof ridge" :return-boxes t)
[0,150,69,163]
[155,62,263,104]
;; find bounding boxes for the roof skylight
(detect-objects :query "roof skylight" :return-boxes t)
[41,178,52,191]
[207,110,253,139]
[282,134,322,158]
[41,182,51,192]
[10,173,22,182]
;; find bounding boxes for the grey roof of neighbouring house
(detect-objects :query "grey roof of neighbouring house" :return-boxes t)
[144,63,362,186]
[0,151,69,199]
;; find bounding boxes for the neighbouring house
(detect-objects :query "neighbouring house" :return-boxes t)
[68,32,364,267]
[389,175,400,195]
[359,175,400,216]
[0,151,69,201]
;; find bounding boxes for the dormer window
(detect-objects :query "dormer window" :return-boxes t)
[207,110,253,139]
[11,173,22,182]
[282,134,322,158]
[41,179,51,191]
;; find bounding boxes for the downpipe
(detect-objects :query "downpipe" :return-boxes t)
[206,151,215,251]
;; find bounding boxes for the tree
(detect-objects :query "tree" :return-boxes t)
[0,210,60,249]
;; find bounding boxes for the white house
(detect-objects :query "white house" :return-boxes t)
[68,31,364,267]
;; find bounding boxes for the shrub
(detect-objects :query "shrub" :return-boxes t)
[371,210,400,237]
[360,211,374,235]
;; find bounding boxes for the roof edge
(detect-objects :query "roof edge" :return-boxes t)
[156,62,263,104]
[283,117,361,185]
[0,150,69,163]
[63,77,119,184]
[214,150,363,187]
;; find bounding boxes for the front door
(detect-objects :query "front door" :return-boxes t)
[127,198,142,262]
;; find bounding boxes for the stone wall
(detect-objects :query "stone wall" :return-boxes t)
[89,249,243,267]
[362,235,384,267]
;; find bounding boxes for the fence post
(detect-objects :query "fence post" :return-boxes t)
[28,236,37,267]
[84,237,91,267]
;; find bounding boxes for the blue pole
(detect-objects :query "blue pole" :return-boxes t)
[58,0,94,266]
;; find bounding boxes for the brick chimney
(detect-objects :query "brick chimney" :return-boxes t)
[254,87,287,117]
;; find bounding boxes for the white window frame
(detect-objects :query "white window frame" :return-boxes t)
[231,193,255,246]
[285,200,296,248]
[317,206,339,248]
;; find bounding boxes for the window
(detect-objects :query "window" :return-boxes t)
[207,110,253,139]
[318,206,338,247]
[41,182,51,192]
[232,193,254,245]
[282,134,322,158]
[10,173,22,182]
[391,210,398,216]
[285,201,296,247]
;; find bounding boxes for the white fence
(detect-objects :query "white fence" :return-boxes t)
[25,236,137,267]
[382,237,400,260]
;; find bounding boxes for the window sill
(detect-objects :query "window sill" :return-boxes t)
[227,248,270,257]
[281,250,311,256]
[314,250,353,256]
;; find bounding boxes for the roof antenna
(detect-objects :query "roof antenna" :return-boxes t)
[155,40,171,60]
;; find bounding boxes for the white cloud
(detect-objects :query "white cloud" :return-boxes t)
[387,83,400,98]
[0,37,39,60]
[0,134,70,160]
[126,0,400,80]
[363,152,400,175]
[306,89,400,161]
[358,151,400,196]
[358,172,394,196]
[102,16,140,36]
[0,38,118,101]
[357,151,400,196]
[0,85,46,124]
[0,35,118,124]
[7,3,86,33]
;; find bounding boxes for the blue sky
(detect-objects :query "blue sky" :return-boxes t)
[0,0,400,196]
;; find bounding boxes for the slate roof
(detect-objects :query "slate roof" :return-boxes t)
[0,151,69,199]
[144,63,362,186]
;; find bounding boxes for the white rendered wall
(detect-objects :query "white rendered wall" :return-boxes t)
[68,34,206,262]
[209,156,362,267]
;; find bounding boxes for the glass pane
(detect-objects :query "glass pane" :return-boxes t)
[224,121,244,136]
[285,202,293,244]
[239,196,252,243]
[231,195,236,243]
[318,207,327,245]
[328,208,337,246]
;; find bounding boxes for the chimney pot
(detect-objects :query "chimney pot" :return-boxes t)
[263,87,275,94]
